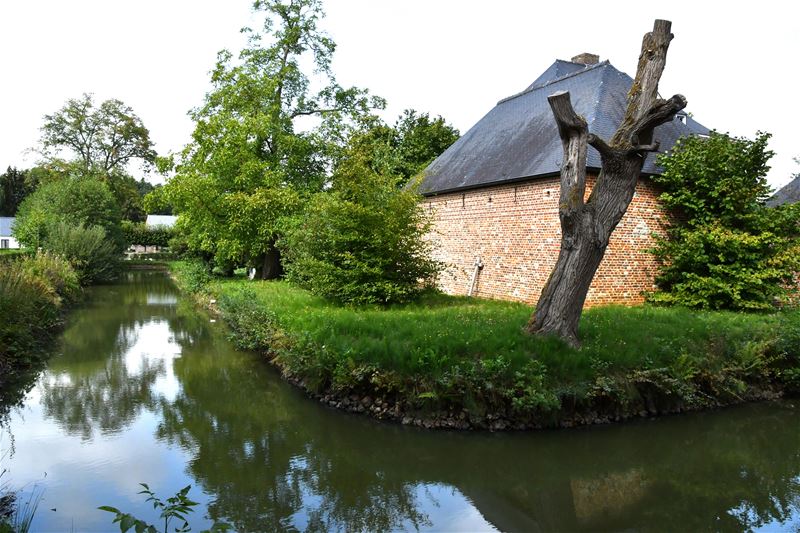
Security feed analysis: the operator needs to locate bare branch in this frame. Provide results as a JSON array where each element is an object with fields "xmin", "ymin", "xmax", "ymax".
[
  {"xmin": 547, "ymin": 90, "xmax": 588, "ymax": 230},
  {"xmin": 588, "ymin": 134, "xmax": 614, "ymax": 159},
  {"xmin": 630, "ymin": 94, "xmax": 687, "ymax": 145},
  {"xmin": 611, "ymin": 19, "xmax": 675, "ymax": 147}
]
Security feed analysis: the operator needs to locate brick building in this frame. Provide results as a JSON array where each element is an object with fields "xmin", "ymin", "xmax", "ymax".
[{"xmin": 418, "ymin": 54, "xmax": 708, "ymax": 306}]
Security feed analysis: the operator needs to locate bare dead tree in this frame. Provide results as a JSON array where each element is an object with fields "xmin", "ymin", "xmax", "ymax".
[{"xmin": 526, "ymin": 20, "xmax": 687, "ymax": 347}]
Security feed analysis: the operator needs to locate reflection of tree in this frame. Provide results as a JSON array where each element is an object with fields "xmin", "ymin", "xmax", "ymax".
[
  {"xmin": 38, "ymin": 271, "xmax": 206, "ymax": 440},
  {"xmin": 157, "ymin": 321, "xmax": 800, "ymax": 532},
  {"xmin": 157, "ymin": 338, "xmax": 431, "ymax": 532},
  {"xmin": 21, "ymin": 270, "xmax": 800, "ymax": 531}
]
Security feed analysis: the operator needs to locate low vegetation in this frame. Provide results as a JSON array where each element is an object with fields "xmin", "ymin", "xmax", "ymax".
[
  {"xmin": 0, "ymin": 252, "xmax": 80, "ymax": 397},
  {"xmin": 172, "ymin": 262, "xmax": 800, "ymax": 429}
]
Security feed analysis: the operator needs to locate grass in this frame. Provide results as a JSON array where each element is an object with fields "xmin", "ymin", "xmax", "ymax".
[{"xmin": 170, "ymin": 261, "xmax": 800, "ymax": 427}]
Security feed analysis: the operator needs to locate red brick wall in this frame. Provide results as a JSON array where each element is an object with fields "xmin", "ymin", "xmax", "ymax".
[{"xmin": 422, "ymin": 175, "xmax": 668, "ymax": 307}]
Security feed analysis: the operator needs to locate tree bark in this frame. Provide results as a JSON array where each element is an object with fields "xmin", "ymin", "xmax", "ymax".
[
  {"xmin": 255, "ymin": 241, "xmax": 284, "ymax": 280},
  {"xmin": 526, "ymin": 20, "xmax": 687, "ymax": 347}
]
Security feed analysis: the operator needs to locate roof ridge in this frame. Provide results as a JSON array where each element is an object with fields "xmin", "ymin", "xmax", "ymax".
[{"xmin": 497, "ymin": 60, "xmax": 611, "ymax": 105}]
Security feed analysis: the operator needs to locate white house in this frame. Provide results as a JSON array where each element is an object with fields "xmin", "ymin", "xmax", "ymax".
[{"xmin": 0, "ymin": 217, "xmax": 20, "ymax": 249}]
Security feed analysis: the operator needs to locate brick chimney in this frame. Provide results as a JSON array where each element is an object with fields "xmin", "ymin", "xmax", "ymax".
[{"xmin": 571, "ymin": 53, "xmax": 599, "ymax": 65}]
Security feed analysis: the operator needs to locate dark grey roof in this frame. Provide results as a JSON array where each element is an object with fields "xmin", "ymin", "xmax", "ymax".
[
  {"xmin": 0, "ymin": 217, "xmax": 14, "ymax": 237},
  {"xmin": 767, "ymin": 176, "xmax": 800, "ymax": 207},
  {"xmin": 419, "ymin": 60, "xmax": 710, "ymax": 195},
  {"xmin": 526, "ymin": 59, "xmax": 591, "ymax": 90}
]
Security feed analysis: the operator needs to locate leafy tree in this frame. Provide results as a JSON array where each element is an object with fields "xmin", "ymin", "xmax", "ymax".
[
  {"xmin": 38, "ymin": 94, "xmax": 157, "ymax": 222},
  {"xmin": 40, "ymin": 93, "xmax": 156, "ymax": 174},
  {"xmin": 14, "ymin": 176, "xmax": 124, "ymax": 252},
  {"xmin": 340, "ymin": 111, "xmax": 459, "ymax": 185},
  {"xmin": 42, "ymin": 222, "xmax": 121, "ymax": 285},
  {"xmin": 281, "ymin": 129, "xmax": 440, "ymax": 305},
  {"xmin": 649, "ymin": 131, "xmax": 800, "ymax": 310},
  {"xmin": 163, "ymin": 0, "xmax": 382, "ymax": 278},
  {"xmin": 142, "ymin": 184, "xmax": 173, "ymax": 215},
  {"xmin": 0, "ymin": 166, "xmax": 39, "ymax": 216},
  {"xmin": 393, "ymin": 109, "xmax": 459, "ymax": 182}
]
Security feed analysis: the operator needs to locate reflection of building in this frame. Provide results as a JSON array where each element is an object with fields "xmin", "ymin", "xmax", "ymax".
[
  {"xmin": 0, "ymin": 217, "xmax": 20, "ymax": 249},
  {"xmin": 419, "ymin": 54, "xmax": 708, "ymax": 306}
]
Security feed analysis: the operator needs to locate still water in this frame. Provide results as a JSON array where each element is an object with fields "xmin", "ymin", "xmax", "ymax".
[{"xmin": 2, "ymin": 270, "xmax": 799, "ymax": 532}]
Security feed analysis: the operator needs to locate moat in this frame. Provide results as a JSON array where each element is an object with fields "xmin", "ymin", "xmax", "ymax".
[{"xmin": 2, "ymin": 270, "xmax": 799, "ymax": 531}]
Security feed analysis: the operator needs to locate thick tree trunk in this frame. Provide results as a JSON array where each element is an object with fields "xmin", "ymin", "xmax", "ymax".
[
  {"xmin": 255, "ymin": 241, "xmax": 283, "ymax": 280},
  {"xmin": 526, "ymin": 20, "xmax": 687, "ymax": 347}
]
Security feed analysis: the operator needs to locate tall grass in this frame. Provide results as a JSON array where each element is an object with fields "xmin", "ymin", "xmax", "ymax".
[{"xmin": 0, "ymin": 252, "xmax": 80, "ymax": 381}]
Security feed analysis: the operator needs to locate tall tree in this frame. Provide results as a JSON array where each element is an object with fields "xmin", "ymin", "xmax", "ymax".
[
  {"xmin": 163, "ymin": 0, "xmax": 382, "ymax": 278},
  {"xmin": 39, "ymin": 94, "xmax": 156, "ymax": 174},
  {"xmin": 526, "ymin": 20, "xmax": 687, "ymax": 347},
  {"xmin": 339, "ymin": 111, "xmax": 459, "ymax": 185},
  {"xmin": 394, "ymin": 110, "xmax": 459, "ymax": 182},
  {"xmin": 0, "ymin": 166, "xmax": 38, "ymax": 216}
]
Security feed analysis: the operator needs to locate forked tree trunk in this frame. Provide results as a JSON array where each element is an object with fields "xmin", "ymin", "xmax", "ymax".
[{"xmin": 526, "ymin": 20, "xmax": 687, "ymax": 347}]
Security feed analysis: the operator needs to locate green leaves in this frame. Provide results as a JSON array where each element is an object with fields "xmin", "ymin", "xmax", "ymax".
[
  {"xmin": 99, "ymin": 484, "xmax": 231, "ymax": 533},
  {"xmin": 164, "ymin": 0, "xmax": 382, "ymax": 270},
  {"xmin": 650, "ymin": 131, "xmax": 800, "ymax": 309},
  {"xmin": 40, "ymin": 93, "xmax": 156, "ymax": 175}
]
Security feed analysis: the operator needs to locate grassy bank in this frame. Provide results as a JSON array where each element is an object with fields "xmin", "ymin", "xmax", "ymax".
[
  {"xmin": 171, "ymin": 261, "xmax": 800, "ymax": 429},
  {"xmin": 0, "ymin": 252, "xmax": 81, "ymax": 403}
]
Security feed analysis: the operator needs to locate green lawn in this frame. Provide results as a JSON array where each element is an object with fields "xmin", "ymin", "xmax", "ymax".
[{"xmin": 171, "ymin": 261, "xmax": 800, "ymax": 426}]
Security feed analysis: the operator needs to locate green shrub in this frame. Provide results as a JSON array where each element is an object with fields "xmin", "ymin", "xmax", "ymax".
[
  {"xmin": 0, "ymin": 263, "xmax": 61, "ymax": 371},
  {"xmin": 282, "ymin": 159, "xmax": 439, "ymax": 305},
  {"xmin": 121, "ymin": 220, "xmax": 174, "ymax": 248},
  {"xmin": 651, "ymin": 132, "xmax": 800, "ymax": 310},
  {"xmin": 18, "ymin": 251, "xmax": 81, "ymax": 305},
  {"xmin": 42, "ymin": 222, "xmax": 120, "ymax": 285},
  {"xmin": 171, "ymin": 259, "xmax": 212, "ymax": 294},
  {"xmin": 13, "ymin": 176, "xmax": 124, "ymax": 252}
]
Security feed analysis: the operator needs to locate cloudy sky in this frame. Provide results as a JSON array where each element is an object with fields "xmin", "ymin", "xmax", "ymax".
[{"xmin": 1, "ymin": 0, "xmax": 797, "ymax": 189}]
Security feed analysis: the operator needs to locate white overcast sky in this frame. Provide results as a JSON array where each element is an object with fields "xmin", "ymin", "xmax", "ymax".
[{"xmin": 1, "ymin": 0, "xmax": 798, "ymax": 189}]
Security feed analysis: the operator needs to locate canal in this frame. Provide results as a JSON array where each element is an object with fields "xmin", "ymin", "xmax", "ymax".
[{"xmin": 2, "ymin": 270, "xmax": 799, "ymax": 531}]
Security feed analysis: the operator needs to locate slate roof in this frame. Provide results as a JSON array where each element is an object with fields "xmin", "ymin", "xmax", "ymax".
[
  {"xmin": 419, "ymin": 60, "xmax": 709, "ymax": 195},
  {"xmin": 0, "ymin": 217, "xmax": 14, "ymax": 237},
  {"xmin": 767, "ymin": 176, "xmax": 800, "ymax": 207}
]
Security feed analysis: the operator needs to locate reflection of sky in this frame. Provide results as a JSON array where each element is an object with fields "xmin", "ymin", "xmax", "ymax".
[
  {"xmin": 3, "ymin": 316, "xmax": 214, "ymax": 532},
  {"xmin": 411, "ymin": 484, "xmax": 497, "ymax": 532}
]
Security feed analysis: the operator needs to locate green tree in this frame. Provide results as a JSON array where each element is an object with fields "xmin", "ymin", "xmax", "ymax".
[
  {"xmin": 393, "ymin": 109, "xmax": 459, "ymax": 182},
  {"xmin": 649, "ymin": 131, "xmax": 800, "ymax": 310},
  {"xmin": 281, "ymin": 128, "xmax": 440, "ymax": 305},
  {"xmin": 163, "ymin": 0, "xmax": 382, "ymax": 278},
  {"xmin": 0, "ymin": 166, "xmax": 39, "ymax": 216},
  {"xmin": 38, "ymin": 94, "xmax": 157, "ymax": 222},
  {"xmin": 14, "ymin": 176, "xmax": 124, "ymax": 252},
  {"xmin": 40, "ymin": 93, "xmax": 156, "ymax": 174},
  {"xmin": 341, "ymin": 111, "xmax": 459, "ymax": 185}
]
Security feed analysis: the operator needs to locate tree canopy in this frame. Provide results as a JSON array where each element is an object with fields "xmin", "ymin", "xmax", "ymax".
[
  {"xmin": 162, "ymin": 0, "xmax": 383, "ymax": 277},
  {"xmin": 281, "ymin": 125, "xmax": 440, "ymax": 304},
  {"xmin": 0, "ymin": 166, "xmax": 39, "ymax": 217},
  {"xmin": 40, "ymin": 93, "xmax": 156, "ymax": 174},
  {"xmin": 650, "ymin": 131, "xmax": 800, "ymax": 310}
]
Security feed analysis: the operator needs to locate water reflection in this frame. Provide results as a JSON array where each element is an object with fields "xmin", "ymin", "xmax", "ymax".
[{"xmin": 3, "ymin": 270, "xmax": 799, "ymax": 532}]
